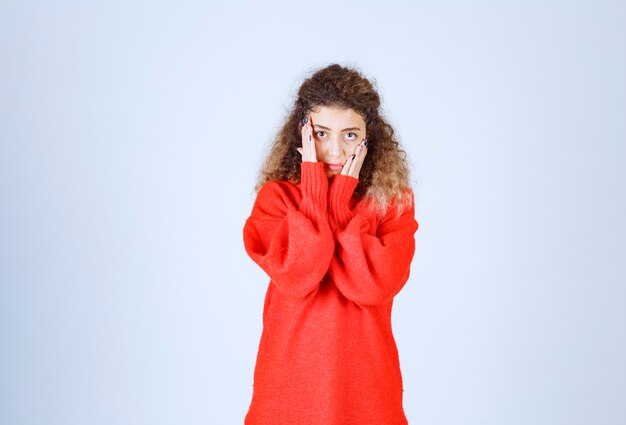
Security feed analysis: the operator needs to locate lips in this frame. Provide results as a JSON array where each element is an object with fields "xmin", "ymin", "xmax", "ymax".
[{"xmin": 324, "ymin": 163, "xmax": 343, "ymax": 171}]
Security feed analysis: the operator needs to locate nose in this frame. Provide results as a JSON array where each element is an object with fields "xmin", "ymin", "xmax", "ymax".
[{"xmin": 328, "ymin": 135, "xmax": 342, "ymax": 158}]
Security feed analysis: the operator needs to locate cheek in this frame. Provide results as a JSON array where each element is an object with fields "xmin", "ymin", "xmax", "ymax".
[
  {"xmin": 343, "ymin": 142, "xmax": 358, "ymax": 153},
  {"xmin": 313, "ymin": 141, "xmax": 325, "ymax": 157},
  {"xmin": 315, "ymin": 140, "xmax": 327, "ymax": 152}
]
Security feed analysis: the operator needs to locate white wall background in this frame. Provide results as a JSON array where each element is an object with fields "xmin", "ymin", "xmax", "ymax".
[{"xmin": 1, "ymin": 1, "xmax": 624, "ymax": 424}]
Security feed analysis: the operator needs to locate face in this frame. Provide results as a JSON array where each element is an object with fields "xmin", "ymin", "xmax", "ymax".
[{"xmin": 309, "ymin": 106, "xmax": 367, "ymax": 176}]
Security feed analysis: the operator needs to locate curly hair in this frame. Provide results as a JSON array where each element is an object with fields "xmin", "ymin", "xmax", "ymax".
[{"xmin": 254, "ymin": 63, "xmax": 414, "ymax": 217}]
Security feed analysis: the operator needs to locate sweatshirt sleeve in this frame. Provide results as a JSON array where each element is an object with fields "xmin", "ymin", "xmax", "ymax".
[
  {"xmin": 327, "ymin": 175, "xmax": 419, "ymax": 306},
  {"xmin": 242, "ymin": 162, "xmax": 335, "ymax": 299}
]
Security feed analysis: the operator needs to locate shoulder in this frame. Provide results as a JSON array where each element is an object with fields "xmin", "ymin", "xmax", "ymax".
[
  {"xmin": 256, "ymin": 179, "xmax": 300, "ymax": 200},
  {"xmin": 361, "ymin": 186, "xmax": 415, "ymax": 218},
  {"xmin": 253, "ymin": 179, "xmax": 301, "ymax": 216},
  {"xmin": 366, "ymin": 186, "xmax": 417, "ymax": 232}
]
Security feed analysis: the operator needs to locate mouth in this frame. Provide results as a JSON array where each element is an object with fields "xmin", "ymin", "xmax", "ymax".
[{"xmin": 324, "ymin": 163, "xmax": 343, "ymax": 171}]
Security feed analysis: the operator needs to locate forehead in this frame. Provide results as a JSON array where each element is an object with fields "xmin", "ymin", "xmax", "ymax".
[{"xmin": 310, "ymin": 106, "xmax": 365, "ymax": 127}]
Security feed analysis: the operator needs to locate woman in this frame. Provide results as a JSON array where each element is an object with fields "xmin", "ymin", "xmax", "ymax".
[{"xmin": 242, "ymin": 63, "xmax": 419, "ymax": 424}]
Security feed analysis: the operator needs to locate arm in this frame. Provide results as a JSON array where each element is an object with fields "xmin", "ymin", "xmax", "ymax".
[
  {"xmin": 327, "ymin": 175, "xmax": 419, "ymax": 306},
  {"xmin": 242, "ymin": 162, "xmax": 335, "ymax": 299}
]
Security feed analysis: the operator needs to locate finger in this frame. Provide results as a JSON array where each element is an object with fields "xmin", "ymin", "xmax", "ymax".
[
  {"xmin": 301, "ymin": 118, "xmax": 307, "ymax": 143},
  {"xmin": 300, "ymin": 117, "xmax": 311, "ymax": 161},
  {"xmin": 343, "ymin": 140, "xmax": 362, "ymax": 175},
  {"xmin": 341, "ymin": 153, "xmax": 356, "ymax": 175},
  {"xmin": 348, "ymin": 150, "xmax": 360, "ymax": 176},
  {"xmin": 306, "ymin": 116, "xmax": 317, "ymax": 162},
  {"xmin": 348, "ymin": 140, "xmax": 368, "ymax": 177}
]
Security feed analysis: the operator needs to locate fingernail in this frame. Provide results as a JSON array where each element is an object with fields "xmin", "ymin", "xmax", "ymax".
[
  {"xmin": 351, "ymin": 153, "xmax": 356, "ymax": 160},
  {"xmin": 363, "ymin": 138, "xmax": 369, "ymax": 148}
]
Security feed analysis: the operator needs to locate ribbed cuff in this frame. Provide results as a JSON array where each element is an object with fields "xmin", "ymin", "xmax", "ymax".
[
  {"xmin": 329, "ymin": 174, "xmax": 359, "ymax": 229},
  {"xmin": 299, "ymin": 161, "xmax": 329, "ymax": 223}
]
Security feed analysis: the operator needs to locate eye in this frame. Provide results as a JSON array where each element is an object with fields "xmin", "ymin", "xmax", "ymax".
[
  {"xmin": 345, "ymin": 132, "xmax": 358, "ymax": 141},
  {"xmin": 315, "ymin": 131, "xmax": 326, "ymax": 138}
]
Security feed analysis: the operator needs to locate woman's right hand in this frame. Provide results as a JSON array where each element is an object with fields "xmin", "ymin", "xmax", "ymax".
[{"xmin": 296, "ymin": 116, "xmax": 317, "ymax": 162}]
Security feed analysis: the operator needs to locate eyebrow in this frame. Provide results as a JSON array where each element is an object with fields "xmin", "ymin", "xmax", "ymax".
[{"xmin": 313, "ymin": 124, "xmax": 362, "ymax": 132}]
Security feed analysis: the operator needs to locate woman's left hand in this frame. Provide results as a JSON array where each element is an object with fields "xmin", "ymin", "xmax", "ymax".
[{"xmin": 340, "ymin": 138, "xmax": 368, "ymax": 179}]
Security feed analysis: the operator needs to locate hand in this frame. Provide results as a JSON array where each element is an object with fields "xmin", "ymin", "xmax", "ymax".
[
  {"xmin": 296, "ymin": 116, "xmax": 317, "ymax": 162},
  {"xmin": 340, "ymin": 138, "xmax": 368, "ymax": 178}
]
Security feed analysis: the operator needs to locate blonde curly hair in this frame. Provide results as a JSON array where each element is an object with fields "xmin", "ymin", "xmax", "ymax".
[{"xmin": 254, "ymin": 63, "xmax": 414, "ymax": 217}]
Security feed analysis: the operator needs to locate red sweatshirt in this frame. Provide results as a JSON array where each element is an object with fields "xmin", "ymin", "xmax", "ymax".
[{"xmin": 243, "ymin": 161, "xmax": 419, "ymax": 424}]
